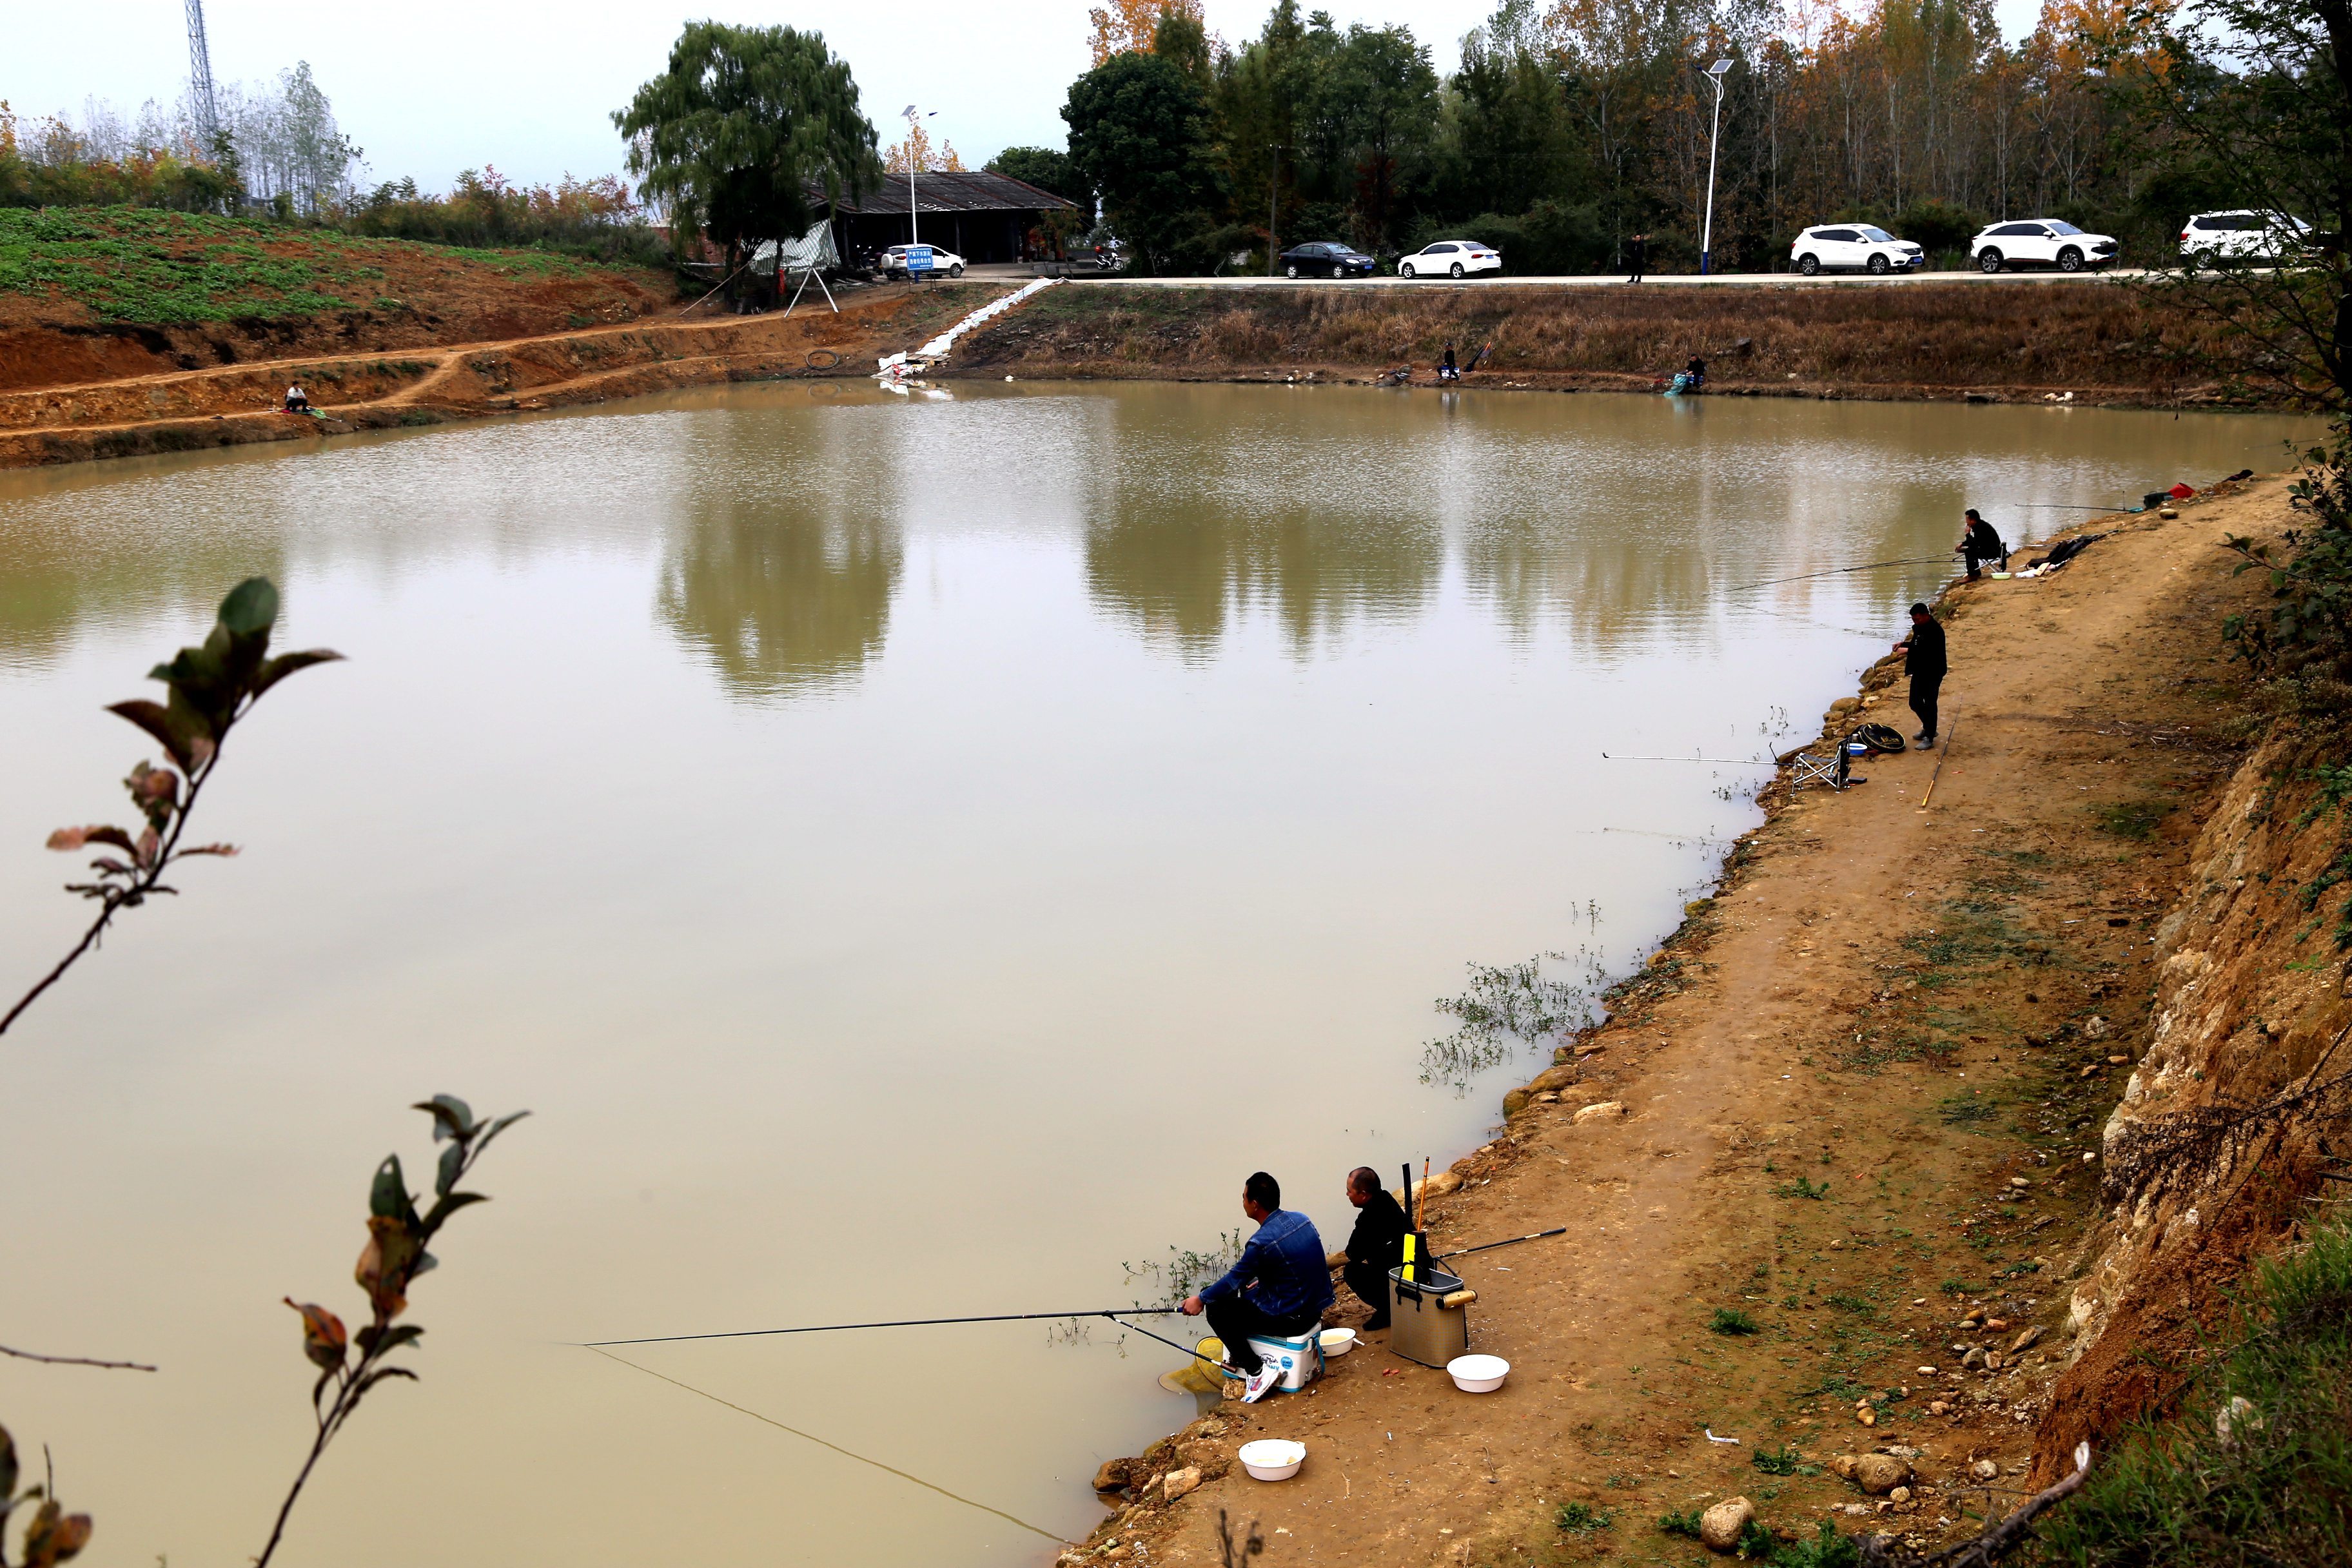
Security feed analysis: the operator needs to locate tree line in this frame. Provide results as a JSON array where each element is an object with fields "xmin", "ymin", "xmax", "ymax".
[{"xmin": 984, "ymin": 0, "xmax": 2307, "ymax": 275}]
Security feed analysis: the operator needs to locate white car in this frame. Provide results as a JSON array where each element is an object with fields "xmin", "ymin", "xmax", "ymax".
[
  {"xmin": 1971, "ymin": 220, "xmax": 2119, "ymax": 273},
  {"xmin": 1398, "ymin": 240, "xmax": 1502, "ymax": 279},
  {"xmin": 1788, "ymin": 224, "xmax": 1924, "ymax": 275},
  {"xmin": 880, "ymin": 244, "xmax": 965, "ymax": 280},
  {"xmin": 2180, "ymin": 210, "xmax": 2311, "ymax": 268}
]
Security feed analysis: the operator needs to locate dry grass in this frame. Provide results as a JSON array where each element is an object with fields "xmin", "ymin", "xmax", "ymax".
[{"xmin": 961, "ymin": 282, "xmax": 2255, "ymax": 402}]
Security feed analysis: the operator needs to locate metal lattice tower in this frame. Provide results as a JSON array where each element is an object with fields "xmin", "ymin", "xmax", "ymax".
[{"xmin": 184, "ymin": 0, "xmax": 222, "ymax": 147}]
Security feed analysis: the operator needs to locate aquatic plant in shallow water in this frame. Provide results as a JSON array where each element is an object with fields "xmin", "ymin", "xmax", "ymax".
[{"xmin": 1419, "ymin": 946, "xmax": 1607, "ymax": 1092}]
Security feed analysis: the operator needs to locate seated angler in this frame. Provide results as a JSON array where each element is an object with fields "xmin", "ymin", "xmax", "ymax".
[
  {"xmin": 1338, "ymin": 1166, "xmax": 1409, "ymax": 1331},
  {"xmin": 1180, "ymin": 1170, "xmax": 1334, "ymax": 1402}
]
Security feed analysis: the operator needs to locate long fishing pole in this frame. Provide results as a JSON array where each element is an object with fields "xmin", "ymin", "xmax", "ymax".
[
  {"xmin": 585, "ymin": 1316, "xmax": 1242, "ymax": 1373},
  {"xmin": 1435, "ymin": 1226, "xmax": 1569, "ymax": 1262},
  {"xmin": 1602, "ymin": 752, "xmax": 1780, "ymax": 766},
  {"xmin": 1729, "ymin": 557, "xmax": 1950, "ymax": 593}
]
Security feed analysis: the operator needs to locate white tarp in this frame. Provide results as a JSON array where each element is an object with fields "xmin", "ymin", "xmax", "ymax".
[
  {"xmin": 750, "ymin": 220, "xmax": 839, "ymax": 277},
  {"xmin": 877, "ymin": 277, "xmax": 1061, "ymax": 378}
]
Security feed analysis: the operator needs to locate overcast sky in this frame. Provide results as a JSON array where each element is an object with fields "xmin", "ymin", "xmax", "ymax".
[{"xmin": 8, "ymin": 0, "xmax": 2050, "ymax": 194}]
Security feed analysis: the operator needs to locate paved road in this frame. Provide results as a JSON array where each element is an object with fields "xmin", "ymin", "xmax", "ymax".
[{"xmin": 1078, "ymin": 268, "xmax": 2161, "ymax": 289}]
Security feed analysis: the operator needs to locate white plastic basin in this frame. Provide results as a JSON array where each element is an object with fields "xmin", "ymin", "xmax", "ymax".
[
  {"xmin": 1447, "ymin": 1354, "xmax": 1511, "ymax": 1393},
  {"xmin": 1318, "ymin": 1328, "xmax": 1357, "ymax": 1357},
  {"xmin": 1238, "ymin": 1439, "xmax": 1306, "ymax": 1481}
]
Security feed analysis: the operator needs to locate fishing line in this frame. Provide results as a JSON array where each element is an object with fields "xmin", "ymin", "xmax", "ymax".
[
  {"xmin": 1729, "ymin": 557, "xmax": 1950, "ymax": 593},
  {"xmin": 585, "ymin": 1306, "xmax": 1186, "ymax": 1349},
  {"xmin": 582, "ymin": 1346, "xmax": 1064, "ymax": 1541}
]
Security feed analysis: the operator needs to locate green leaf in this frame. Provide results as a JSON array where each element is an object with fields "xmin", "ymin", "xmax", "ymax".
[
  {"xmin": 413, "ymin": 1095, "xmax": 475, "ymax": 1143},
  {"xmin": 216, "ymin": 577, "xmax": 279, "ymax": 636},
  {"xmin": 104, "ymin": 700, "xmax": 199, "ymax": 773},
  {"xmin": 369, "ymin": 1155, "xmax": 418, "ymax": 1225},
  {"xmin": 250, "ymin": 648, "xmax": 343, "ymax": 699},
  {"xmin": 436, "ymin": 1140, "xmax": 464, "ymax": 1198},
  {"xmin": 422, "ymin": 1190, "xmax": 491, "ymax": 1235},
  {"xmin": 474, "ymin": 1108, "xmax": 532, "ymax": 1155},
  {"xmin": 355, "ymin": 1322, "xmax": 424, "ymax": 1357}
]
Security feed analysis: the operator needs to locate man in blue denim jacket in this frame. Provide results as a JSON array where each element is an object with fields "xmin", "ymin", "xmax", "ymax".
[{"xmin": 1180, "ymin": 1171, "xmax": 1334, "ymax": 1402}]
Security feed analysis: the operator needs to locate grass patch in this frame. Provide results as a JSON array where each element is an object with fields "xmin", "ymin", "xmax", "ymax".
[
  {"xmin": 2022, "ymin": 1210, "xmax": 2352, "ymax": 1565},
  {"xmin": 1556, "ymin": 1500, "xmax": 1613, "ymax": 1533},
  {"xmin": 1775, "ymin": 1175, "xmax": 1832, "ymax": 1200},
  {"xmin": 1752, "ymin": 1442, "xmax": 1803, "ymax": 1475},
  {"xmin": 1659, "ymin": 1508, "xmax": 1705, "ymax": 1539},
  {"xmin": 1939, "ymin": 1093, "xmax": 2003, "ymax": 1126},
  {"xmin": 2091, "ymin": 798, "xmax": 2170, "ymax": 840},
  {"xmin": 1712, "ymin": 1307, "xmax": 1762, "ymax": 1336},
  {"xmin": 1772, "ymin": 1522, "xmax": 1864, "ymax": 1566}
]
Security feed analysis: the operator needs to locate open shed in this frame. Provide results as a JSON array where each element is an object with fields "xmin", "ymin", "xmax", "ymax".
[{"xmin": 825, "ymin": 172, "xmax": 1083, "ymax": 266}]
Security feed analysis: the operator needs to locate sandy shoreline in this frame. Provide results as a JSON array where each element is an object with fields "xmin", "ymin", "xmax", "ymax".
[{"xmin": 1065, "ymin": 471, "xmax": 2301, "ymax": 1566}]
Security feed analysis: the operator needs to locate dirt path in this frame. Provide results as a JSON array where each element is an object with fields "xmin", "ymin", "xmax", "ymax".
[
  {"xmin": 0, "ymin": 281, "xmax": 1012, "ymax": 469},
  {"xmin": 1091, "ymin": 478, "xmax": 2280, "ymax": 1567}
]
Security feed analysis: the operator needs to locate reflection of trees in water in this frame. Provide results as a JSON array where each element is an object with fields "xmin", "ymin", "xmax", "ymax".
[
  {"xmin": 1085, "ymin": 509, "xmax": 1441, "ymax": 657},
  {"xmin": 1459, "ymin": 517, "xmax": 1721, "ymax": 647},
  {"xmin": 658, "ymin": 502, "xmax": 903, "ymax": 700},
  {"xmin": 0, "ymin": 549, "xmax": 290, "ymax": 674}
]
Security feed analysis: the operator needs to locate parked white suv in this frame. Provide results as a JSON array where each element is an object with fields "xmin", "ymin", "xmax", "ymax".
[
  {"xmin": 1971, "ymin": 220, "xmax": 2119, "ymax": 273},
  {"xmin": 2180, "ymin": 210, "xmax": 2311, "ymax": 268},
  {"xmin": 1398, "ymin": 240, "xmax": 1502, "ymax": 279},
  {"xmin": 1789, "ymin": 224, "xmax": 1925, "ymax": 275}
]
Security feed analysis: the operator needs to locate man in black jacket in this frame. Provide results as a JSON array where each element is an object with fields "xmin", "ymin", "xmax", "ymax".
[
  {"xmin": 1957, "ymin": 509, "xmax": 2007, "ymax": 580},
  {"xmin": 1895, "ymin": 603, "xmax": 1947, "ymax": 749},
  {"xmin": 1338, "ymin": 1166, "xmax": 1409, "ymax": 1330}
]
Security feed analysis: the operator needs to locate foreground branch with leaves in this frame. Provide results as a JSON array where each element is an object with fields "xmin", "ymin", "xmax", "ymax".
[
  {"xmin": 259, "ymin": 1096, "xmax": 527, "ymax": 1568},
  {"xmin": 0, "ymin": 576, "xmax": 338, "ymax": 1035}
]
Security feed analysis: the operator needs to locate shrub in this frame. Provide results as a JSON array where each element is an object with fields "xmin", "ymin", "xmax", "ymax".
[
  {"xmin": 1752, "ymin": 1443, "xmax": 1801, "ymax": 1475},
  {"xmin": 1712, "ymin": 1306, "xmax": 1762, "ymax": 1335},
  {"xmin": 1660, "ymin": 1508, "xmax": 1705, "ymax": 1538},
  {"xmin": 1556, "ymin": 1500, "xmax": 1613, "ymax": 1533}
]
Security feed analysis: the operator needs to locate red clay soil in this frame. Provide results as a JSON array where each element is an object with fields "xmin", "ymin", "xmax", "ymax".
[
  {"xmin": 0, "ymin": 281, "xmax": 1010, "ymax": 469},
  {"xmin": 1073, "ymin": 476, "xmax": 2306, "ymax": 1568}
]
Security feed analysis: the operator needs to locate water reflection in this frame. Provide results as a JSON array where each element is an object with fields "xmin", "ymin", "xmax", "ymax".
[
  {"xmin": 658, "ymin": 502, "xmax": 901, "ymax": 700},
  {"xmin": 1085, "ymin": 507, "xmax": 1440, "ymax": 656}
]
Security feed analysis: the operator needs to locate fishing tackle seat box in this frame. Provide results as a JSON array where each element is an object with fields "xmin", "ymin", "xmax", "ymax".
[
  {"xmin": 1386, "ymin": 1266, "xmax": 1471, "ymax": 1367},
  {"xmin": 1237, "ymin": 1329, "xmax": 1324, "ymax": 1393}
]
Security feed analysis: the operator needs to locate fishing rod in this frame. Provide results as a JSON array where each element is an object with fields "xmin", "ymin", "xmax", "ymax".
[
  {"xmin": 585, "ymin": 1305, "xmax": 1240, "ymax": 1374},
  {"xmin": 1729, "ymin": 556, "xmax": 1949, "ymax": 593},
  {"xmin": 1602, "ymin": 752, "xmax": 1780, "ymax": 766},
  {"xmin": 1435, "ymin": 1226, "xmax": 1569, "ymax": 1262}
]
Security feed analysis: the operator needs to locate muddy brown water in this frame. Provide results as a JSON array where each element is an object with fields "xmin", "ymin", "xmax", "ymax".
[{"xmin": 0, "ymin": 383, "xmax": 2318, "ymax": 1566}]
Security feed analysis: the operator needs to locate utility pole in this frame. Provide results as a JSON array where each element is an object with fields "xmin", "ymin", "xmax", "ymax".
[
  {"xmin": 184, "ymin": 0, "xmax": 222, "ymax": 149},
  {"xmin": 901, "ymin": 105, "xmax": 935, "ymax": 250},
  {"xmin": 1700, "ymin": 58, "xmax": 1733, "ymax": 277}
]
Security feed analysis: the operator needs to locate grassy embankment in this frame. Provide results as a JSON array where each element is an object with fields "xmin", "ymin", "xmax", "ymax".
[{"xmin": 958, "ymin": 281, "xmax": 2265, "ymax": 406}]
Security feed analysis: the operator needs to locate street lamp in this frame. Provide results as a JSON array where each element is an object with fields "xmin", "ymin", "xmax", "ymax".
[
  {"xmin": 901, "ymin": 105, "xmax": 935, "ymax": 248},
  {"xmin": 1700, "ymin": 58, "xmax": 1733, "ymax": 277}
]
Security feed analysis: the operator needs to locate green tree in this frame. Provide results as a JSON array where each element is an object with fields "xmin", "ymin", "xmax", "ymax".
[
  {"xmin": 1064, "ymin": 48, "xmax": 1230, "ymax": 272},
  {"xmin": 1317, "ymin": 23, "xmax": 1441, "ymax": 251},
  {"xmin": 613, "ymin": 23, "xmax": 879, "ymax": 272},
  {"xmin": 986, "ymin": 146, "xmax": 1088, "ymax": 203}
]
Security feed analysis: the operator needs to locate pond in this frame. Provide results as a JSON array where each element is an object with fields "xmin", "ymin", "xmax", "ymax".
[{"xmin": 0, "ymin": 383, "xmax": 2316, "ymax": 1567}]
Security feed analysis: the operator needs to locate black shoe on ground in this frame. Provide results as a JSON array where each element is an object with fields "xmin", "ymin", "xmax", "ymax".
[{"xmin": 1362, "ymin": 1313, "xmax": 1391, "ymax": 1332}]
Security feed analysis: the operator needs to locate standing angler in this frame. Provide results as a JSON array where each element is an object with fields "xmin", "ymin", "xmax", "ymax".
[
  {"xmin": 1895, "ymin": 602, "xmax": 1947, "ymax": 750},
  {"xmin": 1179, "ymin": 1171, "xmax": 1333, "ymax": 1402}
]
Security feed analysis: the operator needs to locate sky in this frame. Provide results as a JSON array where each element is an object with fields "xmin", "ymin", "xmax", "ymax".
[{"xmin": 7, "ymin": 0, "xmax": 2051, "ymax": 195}]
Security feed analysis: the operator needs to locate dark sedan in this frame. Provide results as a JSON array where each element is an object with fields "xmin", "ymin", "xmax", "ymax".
[{"xmin": 1279, "ymin": 241, "xmax": 1378, "ymax": 279}]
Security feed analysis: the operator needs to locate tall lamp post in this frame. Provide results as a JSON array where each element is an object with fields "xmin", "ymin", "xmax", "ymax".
[
  {"xmin": 1265, "ymin": 143, "xmax": 1284, "ymax": 277},
  {"xmin": 1700, "ymin": 58, "xmax": 1733, "ymax": 277},
  {"xmin": 901, "ymin": 104, "xmax": 936, "ymax": 248}
]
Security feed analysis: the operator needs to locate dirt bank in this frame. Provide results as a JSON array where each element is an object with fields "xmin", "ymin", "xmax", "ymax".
[
  {"xmin": 1074, "ymin": 471, "xmax": 2334, "ymax": 1565},
  {"xmin": 0, "ymin": 282, "xmax": 1006, "ymax": 469},
  {"xmin": 952, "ymin": 282, "xmax": 2260, "ymax": 407}
]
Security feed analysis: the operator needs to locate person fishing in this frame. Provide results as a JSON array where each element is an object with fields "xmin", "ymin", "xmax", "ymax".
[
  {"xmin": 1957, "ymin": 508, "xmax": 2008, "ymax": 580},
  {"xmin": 1338, "ymin": 1166, "xmax": 1408, "ymax": 1331},
  {"xmin": 1685, "ymin": 355, "xmax": 1707, "ymax": 389},
  {"xmin": 1894, "ymin": 602, "xmax": 1947, "ymax": 749},
  {"xmin": 1179, "ymin": 1171, "xmax": 1333, "ymax": 1402},
  {"xmin": 284, "ymin": 382, "xmax": 310, "ymax": 413},
  {"xmin": 1440, "ymin": 342, "xmax": 1460, "ymax": 382}
]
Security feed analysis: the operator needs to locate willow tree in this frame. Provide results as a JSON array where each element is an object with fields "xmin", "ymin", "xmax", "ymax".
[{"xmin": 613, "ymin": 23, "xmax": 879, "ymax": 275}]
